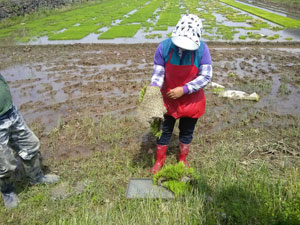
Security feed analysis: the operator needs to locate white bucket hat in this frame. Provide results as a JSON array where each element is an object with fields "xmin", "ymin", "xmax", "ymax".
[{"xmin": 171, "ymin": 14, "xmax": 203, "ymax": 51}]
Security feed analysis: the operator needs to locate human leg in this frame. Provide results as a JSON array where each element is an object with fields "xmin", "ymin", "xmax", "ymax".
[
  {"xmin": 178, "ymin": 117, "xmax": 198, "ymax": 167},
  {"xmin": 151, "ymin": 115, "xmax": 176, "ymax": 174},
  {"xmin": 0, "ymin": 114, "xmax": 20, "ymax": 209},
  {"xmin": 0, "ymin": 145, "xmax": 20, "ymax": 209},
  {"xmin": 8, "ymin": 107, "xmax": 59, "ymax": 184}
]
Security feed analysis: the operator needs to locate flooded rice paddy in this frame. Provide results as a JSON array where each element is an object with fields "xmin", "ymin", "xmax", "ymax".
[
  {"xmin": 0, "ymin": 43, "xmax": 299, "ymax": 132},
  {"xmin": 0, "ymin": 0, "xmax": 297, "ymax": 45}
]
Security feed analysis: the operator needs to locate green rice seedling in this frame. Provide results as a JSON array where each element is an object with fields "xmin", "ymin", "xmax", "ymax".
[
  {"xmin": 49, "ymin": 24, "xmax": 102, "ymax": 40},
  {"xmin": 266, "ymin": 34, "xmax": 280, "ymax": 40},
  {"xmin": 226, "ymin": 13, "xmax": 252, "ymax": 22},
  {"xmin": 235, "ymin": 79, "xmax": 272, "ymax": 96},
  {"xmin": 219, "ymin": 0, "xmax": 300, "ymax": 28},
  {"xmin": 98, "ymin": 24, "xmax": 141, "ymax": 39},
  {"xmin": 153, "ymin": 162, "xmax": 198, "ymax": 197},
  {"xmin": 243, "ymin": 19, "xmax": 272, "ymax": 30},
  {"xmin": 202, "ymin": 34, "xmax": 214, "ymax": 40},
  {"xmin": 228, "ymin": 72, "xmax": 236, "ymax": 77},
  {"xmin": 216, "ymin": 25, "xmax": 238, "ymax": 40},
  {"xmin": 151, "ymin": 118, "xmax": 162, "ymax": 139},
  {"xmin": 121, "ymin": 0, "xmax": 163, "ymax": 24},
  {"xmin": 153, "ymin": 25, "xmax": 168, "ymax": 31},
  {"xmin": 0, "ymin": 0, "xmax": 147, "ymax": 42},
  {"xmin": 278, "ymin": 83, "xmax": 291, "ymax": 96},
  {"xmin": 247, "ymin": 32, "xmax": 263, "ymax": 39},
  {"xmin": 155, "ymin": 0, "xmax": 181, "ymax": 27},
  {"xmin": 239, "ymin": 35, "xmax": 247, "ymax": 40},
  {"xmin": 145, "ymin": 34, "xmax": 162, "ymax": 39},
  {"xmin": 139, "ymin": 86, "xmax": 147, "ymax": 104},
  {"xmin": 285, "ymin": 37, "xmax": 293, "ymax": 41},
  {"xmin": 270, "ymin": 26, "xmax": 284, "ymax": 31},
  {"xmin": 213, "ymin": 87, "xmax": 226, "ymax": 94}
]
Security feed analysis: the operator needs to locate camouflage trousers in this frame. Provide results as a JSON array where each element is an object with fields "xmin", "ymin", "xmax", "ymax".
[{"xmin": 0, "ymin": 105, "xmax": 42, "ymax": 190}]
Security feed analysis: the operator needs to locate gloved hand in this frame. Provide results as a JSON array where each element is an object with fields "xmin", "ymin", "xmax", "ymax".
[{"xmin": 137, "ymin": 86, "xmax": 166, "ymax": 128}]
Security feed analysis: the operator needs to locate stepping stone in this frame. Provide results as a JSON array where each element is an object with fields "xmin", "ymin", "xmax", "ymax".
[{"xmin": 126, "ymin": 178, "xmax": 174, "ymax": 199}]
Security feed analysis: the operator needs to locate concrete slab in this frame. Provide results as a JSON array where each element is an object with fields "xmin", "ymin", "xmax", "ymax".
[{"xmin": 126, "ymin": 178, "xmax": 174, "ymax": 199}]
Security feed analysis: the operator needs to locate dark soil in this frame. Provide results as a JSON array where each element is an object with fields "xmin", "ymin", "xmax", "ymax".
[{"xmin": 0, "ymin": 42, "xmax": 299, "ymax": 160}]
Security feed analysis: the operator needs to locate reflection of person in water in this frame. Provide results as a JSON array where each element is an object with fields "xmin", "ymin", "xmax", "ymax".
[
  {"xmin": 0, "ymin": 73, "xmax": 59, "ymax": 209},
  {"xmin": 150, "ymin": 14, "xmax": 213, "ymax": 174}
]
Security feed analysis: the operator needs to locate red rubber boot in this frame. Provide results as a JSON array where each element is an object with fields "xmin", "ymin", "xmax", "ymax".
[
  {"xmin": 179, "ymin": 142, "xmax": 190, "ymax": 168},
  {"xmin": 150, "ymin": 145, "xmax": 167, "ymax": 175}
]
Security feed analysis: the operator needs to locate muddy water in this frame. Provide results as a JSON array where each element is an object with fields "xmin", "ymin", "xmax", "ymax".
[{"xmin": 0, "ymin": 43, "xmax": 299, "ymax": 132}]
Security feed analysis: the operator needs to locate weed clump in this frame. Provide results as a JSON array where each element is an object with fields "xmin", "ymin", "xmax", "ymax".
[{"xmin": 153, "ymin": 162, "xmax": 198, "ymax": 197}]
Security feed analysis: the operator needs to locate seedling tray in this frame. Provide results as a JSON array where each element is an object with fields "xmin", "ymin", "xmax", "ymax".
[{"xmin": 126, "ymin": 178, "xmax": 174, "ymax": 199}]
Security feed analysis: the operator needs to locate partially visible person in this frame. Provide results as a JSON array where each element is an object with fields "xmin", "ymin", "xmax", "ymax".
[
  {"xmin": 150, "ymin": 14, "xmax": 212, "ymax": 174},
  {"xmin": 0, "ymin": 73, "xmax": 59, "ymax": 209}
]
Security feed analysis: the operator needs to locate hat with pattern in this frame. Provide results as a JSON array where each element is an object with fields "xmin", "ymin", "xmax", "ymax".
[{"xmin": 171, "ymin": 14, "xmax": 203, "ymax": 50}]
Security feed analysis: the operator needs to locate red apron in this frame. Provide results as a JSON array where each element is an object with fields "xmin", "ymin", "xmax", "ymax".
[{"xmin": 161, "ymin": 49, "xmax": 206, "ymax": 119}]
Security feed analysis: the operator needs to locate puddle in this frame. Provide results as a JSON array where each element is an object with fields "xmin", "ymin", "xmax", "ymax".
[{"xmin": 255, "ymin": 75, "xmax": 300, "ymax": 115}]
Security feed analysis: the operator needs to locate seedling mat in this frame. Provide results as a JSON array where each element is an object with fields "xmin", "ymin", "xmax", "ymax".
[{"xmin": 126, "ymin": 178, "xmax": 174, "ymax": 199}]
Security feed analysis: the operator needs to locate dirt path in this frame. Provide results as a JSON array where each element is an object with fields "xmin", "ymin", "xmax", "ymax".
[{"xmin": 0, "ymin": 42, "xmax": 299, "ymax": 134}]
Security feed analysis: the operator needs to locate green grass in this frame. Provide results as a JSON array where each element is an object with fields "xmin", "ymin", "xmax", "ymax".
[
  {"xmin": 278, "ymin": 83, "xmax": 291, "ymax": 96},
  {"xmin": 219, "ymin": 0, "xmax": 300, "ymax": 28},
  {"xmin": 0, "ymin": 113, "xmax": 298, "ymax": 224},
  {"xmin": 234, "ymin": 79, "xmax": 272, "ymax": 96}
]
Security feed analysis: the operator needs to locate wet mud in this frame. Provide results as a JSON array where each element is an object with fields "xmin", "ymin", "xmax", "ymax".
[{"xmin": 0, "ymin": 42, "xmax": 299, "ymax": 159}]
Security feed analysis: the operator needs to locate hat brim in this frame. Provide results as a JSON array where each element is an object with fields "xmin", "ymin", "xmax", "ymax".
[{"xmin": 171, "ymin": 36, "xmax": 199, "ymax": 51}]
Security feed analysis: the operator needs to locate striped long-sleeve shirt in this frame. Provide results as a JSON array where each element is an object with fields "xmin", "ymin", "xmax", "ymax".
[{"xmin": 151, "ymin": 40, "xmax": 212, "ymax": 94}]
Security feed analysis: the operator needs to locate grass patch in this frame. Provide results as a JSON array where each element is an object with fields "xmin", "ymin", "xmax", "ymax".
[
  {"xmin": 234, "ymin": 79, "xmax": 272, "ymax": 96},
  {"xmin": 278, "ymin": 83, "xmax": 291, "ymax": 96},
  {"xmin": 0, "ymin": 112, "xmax": 298, "ymax": 224}
]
